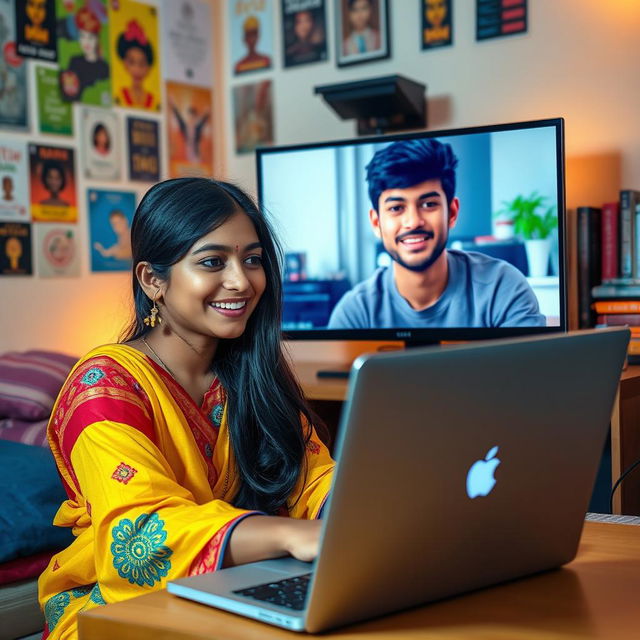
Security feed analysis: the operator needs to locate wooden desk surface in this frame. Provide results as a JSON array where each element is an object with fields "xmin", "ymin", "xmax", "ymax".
[{"xmin": 79, "ymin": 522, "xmax": 640, "ymax": 640}]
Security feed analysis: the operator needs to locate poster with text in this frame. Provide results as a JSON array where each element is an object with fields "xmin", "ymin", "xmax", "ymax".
[
  {"xmin": 232, "ymin": 80, "xmax": 273, "ymax": 154},
  {"xmin": 162, "ymin": 0, "xmax": 213, "ymax": 86},
  {"xmin": 0, "ymin": 222, "xmax": 32, "ymax": 275},
  {"xmin": 282, "ymin": 0, "xmax": 327, "ymax": 68},
  {"xmin": 167, "ymin": 81, "xmax": 212, "ymax": 178},
  {"xmin": 109, "ymin": 0, "xmax": 161, "ymax": 111},
  {"xmin": 36, "ymin": 65, "xmax": 73, "ymax": 135},
  {"xmin": 476, "ymin": 0, "xmax": 527, "ymax": 40},
  {"xmin": 0, "ymin": 0, "xmax": 29, "ymax": 130},
  {"xmin": 0, "ymin": 140, "xmax": 29, "ymax": 221},
  {"xmin": 421, "ymin": 0, "xmax": 452, "ymax": 49},
  {"xmin": 88, "ymin": 188, "xmax": 135, "ymax": 272},
  {"xmin": 81, "ymin": 106, "xmax": 120, "ymax": 180},
  {"xmin": 230, "ymin": 0, "xmax": 273, "ymax": 75},
  {"xmin": 127, "ymin": 116, "xmax": 160, "ymax": 182},
  {"xmin": 35, "ymin": 222, "xmax": 80, "ymax": 277},
  {"xmin": 29, "ymin": 144, "xmax": 77, "ymax": 222},
  {"xmin": 56, "ymin": 0, "xmax": 111, "ymax": 105},
  {"xmin": 15, "ymin": 0, "xmax": 57, "ymax": 61}
]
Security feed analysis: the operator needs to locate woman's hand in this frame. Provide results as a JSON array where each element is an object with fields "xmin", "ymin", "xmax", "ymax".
[{"xmin": 282, "ymin": 519, "xmax": 322, "ymax": 562}]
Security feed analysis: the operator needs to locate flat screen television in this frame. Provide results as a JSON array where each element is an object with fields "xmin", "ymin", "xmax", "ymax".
[{"xmin": 256, "ymin": 118, "xmax": 566, "ymax": 345}]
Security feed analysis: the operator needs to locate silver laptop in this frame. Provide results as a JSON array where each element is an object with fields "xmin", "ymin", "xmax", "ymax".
[{"xmin": 168, "ymin": 328, "xmax": 629, "ymax": 633}]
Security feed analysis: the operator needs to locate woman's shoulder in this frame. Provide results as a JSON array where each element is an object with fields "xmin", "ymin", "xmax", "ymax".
[{"xmin": 72, "ymin": 343, "xmax": 156, "ymax": 384}]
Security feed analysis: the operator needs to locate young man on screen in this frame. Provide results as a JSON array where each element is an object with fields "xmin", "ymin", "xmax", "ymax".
[{"xmin": 327, "ymin": 138, "xmax": 546, "ymax": 329}]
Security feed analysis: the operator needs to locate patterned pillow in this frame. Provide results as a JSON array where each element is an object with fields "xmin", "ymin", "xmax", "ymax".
[
  {"xmin": 0, "ymin": 418, "xmax": 49, "ymax": 447},
  {"xmin": 0, "ymin": 350, "xmax": 78, "ymax": 421}
]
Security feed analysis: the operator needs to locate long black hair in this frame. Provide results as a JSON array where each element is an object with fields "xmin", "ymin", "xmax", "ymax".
[{"xmin": 121, "ymin": 177, "xmax": 318, "ymax": 514}]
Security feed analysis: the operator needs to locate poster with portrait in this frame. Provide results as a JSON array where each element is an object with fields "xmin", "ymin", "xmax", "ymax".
[
  {"xmin": 282, "ymin": 0, "xmax": 327, "ymax": 68},
  {"xmin": 421, "ymin": 0, "xmax": 452, "ymax": 49},
  {"xmin": 0, "ymin": 141, "xmax": 29, "ymax": 221},
  {"xmin": 230, "ymin": 0, "xmax": 273, "ymax": 75},
  {"xmin": 0, "ymin": 0, "xmax": 29, "ymax": 130},
  {"xmin": 0, "ymin": 222, "xmax": 32, "ymax": 275},
  {"xmin": 166, "ymin": 81, "xmax": 212, "ymax": 178},
  {"xmin": 127, "ymin": 116, "xmax": 160, "ymax": 182},
  {"xmin": 109, "ymin": 0, "xmax": 161, "ymax": 111},
  {"xmin": 162, "ymin": 0, "xmax": 213, "ymax": 86},
  {"xmin": 29, "ymin": 144, "xmax": 77, "ymax": 222},
  {"xmin": 81, "ymin": 107, "xmax": 120, "ymax": 180},
  {"xmin": 232, "ymin": 80, "xmax": 273, "ymax": 155},
  {"xmin": 35, "ymin": 222, "xmax": 80, "ymax": 277},
  {"xmin": 88, "ymin": 188, "xmax": 135, "ymax": 272},
  {"xmin": 335, "ymin": 0, "xmax": 389, "ymax": 67},
  {"xmin": 36, "ymin": 65, "xmax": 73, "ymax": 135},
  {"xmin": 15, "ymin": 0, "xmax": 57, "ymax": 61},
  {"xmin": 56, "ymin": 0, "xmax": 111, "ymax": 106}
]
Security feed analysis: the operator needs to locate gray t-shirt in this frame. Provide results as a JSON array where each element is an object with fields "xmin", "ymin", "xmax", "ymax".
[{"xmin": 327, "ymin": 250, "xmax": 546, "ymax": 329}]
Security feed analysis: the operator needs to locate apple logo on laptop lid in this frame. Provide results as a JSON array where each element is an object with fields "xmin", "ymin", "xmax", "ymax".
[{"xmin": 466, "ymin": 446, "xmax": 500, "ymax": 499}]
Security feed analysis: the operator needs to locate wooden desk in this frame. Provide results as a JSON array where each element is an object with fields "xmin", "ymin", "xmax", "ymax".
[
  {"xmin": 79, "ymin": 522, "xmax": 640, "ymax": 639},
  {"xmin": 295, "ymin": 361, "xmax": 640, "ymax": 517}
]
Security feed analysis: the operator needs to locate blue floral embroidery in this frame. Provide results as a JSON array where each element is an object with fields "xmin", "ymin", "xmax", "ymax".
[
  {"xmin": 70, "ymin": 585, "xmax": 93, "ymax": 598},
  {"xmin": 210, "ymin": 403, "xmax": 223, "ymax": 427},
  {"xmin": 89, "ymin": 583, "xmax": 106, "ymax": 606},
  {"xmin": 81, "ymin": 367, "xmax": 105, "ymax": 386},
  {"xmin": 44, "ymin": 591, "xmax": 71, "ymax": 631},
  {"xmin": 111, "ymin": 513, "xmax": 173, "ymax": 587}
]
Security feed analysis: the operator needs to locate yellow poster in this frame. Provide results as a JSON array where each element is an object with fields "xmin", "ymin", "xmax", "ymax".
[{"xmin": 108, "ymin": 0, "xmax": 161, "ymax": 112}]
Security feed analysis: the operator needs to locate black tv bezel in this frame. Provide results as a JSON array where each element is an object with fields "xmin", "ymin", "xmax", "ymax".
[{"xmin": 256, "ymin": 117, "xmax": 567, "ymax": 344}]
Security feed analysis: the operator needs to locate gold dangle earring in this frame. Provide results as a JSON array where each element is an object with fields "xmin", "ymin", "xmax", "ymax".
[{"xmin": 144, "ymin": 291, "xmax": 163, "ymax": 328}]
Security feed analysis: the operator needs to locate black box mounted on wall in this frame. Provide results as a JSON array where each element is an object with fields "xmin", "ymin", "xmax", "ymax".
[{"xmin": 314, "ymin": 74, "xmax": 427, "ymax": 136}]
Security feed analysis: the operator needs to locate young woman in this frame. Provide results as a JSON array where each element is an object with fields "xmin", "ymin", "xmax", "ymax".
[
  {"xmin": 38, "ymin": 178, "xmax": 334, "ymax": 639},
  {"xmin": 116, "ymin": 19, "xmax": 155, "ymax": 109}
]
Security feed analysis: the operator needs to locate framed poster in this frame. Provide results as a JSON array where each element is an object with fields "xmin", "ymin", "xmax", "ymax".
[
  {"xmin": 81, "ymin": 107, "xmax": 121, "ymax": 180},
  {"xmin": 162, "ymin": 0, "xmax": 213, "ymax": 86},
  {"xmin": 230, "ymin": 0, "xmax": 273, "ymax": 75},
  {"xmin": 35, "ymin": 223, "xmax": 81, "ymax": 277},
  {"xmin": 335, "ymin": 0, "xmax": 389, "ymax": 68},
  {"xmin": 166, "ymin": 81, "xmax": 212, "ymax": 178},
  {"xmin": 282, "ymin": 0, "xmax": 327, "ymax": 68},
  {"xmin": 29, "ymin": 144, "xmax": 77, "ymax": 223},
  {"xmin": 56, "ymin": 0, "xmax": 111, "ymax": 105},
  {"xmin": 127, "ymin": 116, "xmax": 160, "ymax": 182},
  {"xmin": 0, "ymin": 140, "xmax": 29, "ymax": 221},
  {"xmin": 421, "ymin": 0, "xmax": 452, "ymax": 50},
  {"xmin": 36, "ymin": 65, "xmax": 73, "ymax": 135},
  {"xmin": 232, "ymin": 80, "xmax": 273, "ymax": 155},
  {"xmin": 0, "ymin": 0, "xmax": 29, "ymax": 130},
  {"xmin": 476, "ymin": 0, "xmax": 527, "ymax": 41},
  {"xmin": 88, "ymin": 188, "xmax": 135, "ymax": 272},
  {"xmin": 0, "ymin": 222, "xmax": 32, "ymax": 275},
  {"xmin": 15, "ymin": 0, "xmax": 57, "ymax": 61}
]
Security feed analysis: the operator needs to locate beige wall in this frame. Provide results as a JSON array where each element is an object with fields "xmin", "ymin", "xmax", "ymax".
[{"xmin": 1, "ymin": 0, "xmax": 639, "ymax": 359}]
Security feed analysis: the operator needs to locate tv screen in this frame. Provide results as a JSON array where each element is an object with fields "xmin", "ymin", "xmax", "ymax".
[{"xmin": 257, "ymin": 118, "xmax": 566, "ymax": 344}]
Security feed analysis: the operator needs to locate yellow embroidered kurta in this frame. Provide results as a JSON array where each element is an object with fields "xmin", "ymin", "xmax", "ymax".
[{"xmin": 38, "ymin": 344, "xmax": 334, "ymax": 640}]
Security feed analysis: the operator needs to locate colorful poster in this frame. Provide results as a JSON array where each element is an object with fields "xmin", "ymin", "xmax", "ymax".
[
  {"xmin": 0, "ymin": 0, "xmax": 29, "ymax": 130},
  {"xmin": 230, "ymin": 0, "xmax": 273, "ymax": 75},
  {"xmin": 336, "ymin": 0, "xmax": 390, "ymax": 68},
  {"xmin": 109, "ymin": 0, "xmax": 161, "ymax": 111},
  {"xmin": 476, "ymin": 0, "xmax": 527, "ymax": 41},
  {"xmin": 422, "ymin": 0, "xmax": 452, "ymax": 49},
  {"xmin": 127, "ymin": 117, "xmax": 160, "ymax": 182},
  {"xmin": 56, "ymin": 0, "xmax": 111, "ymax": 105},
  {"xmin": 0, "ymin": 222, "xmax": 32, "ymax": 275},
  {"xmin": 162, "ymin": 0, "xmax": 213, "ymax": 86},
  {"xmin": 88, "ymin": 188, "xmax": 135, "ymax": 272},
  {"xmin": 36, "ymin": 65, "xmax": 73, "ymax": 135},
  {"xmin": 282, "ymin": 0, "xmax": 327, "ymax": 68},
  {"xmin": 232, "ymin": 80, "xmax": 273, "ymax": 155},
  {"xmin": 167, "ymin": 81, "xmax": 212, "ymax": 178},
  {"xmin": 81, "ymin": 106, "xmax": 120, "ymax": 180},
  {"xmin": 29, "ymin": 144, "xmax": 77, "ymax": 222},
  {"xmin": 0, "ymin": 140, "xmax": 29, "ymax": 221},
  {"xmin": 15, "ymin": 0, "xmax": 57, "ymax": 61},
  {"xmin": 35, "ymin": 222, "xmax": 80, "ymax": 277}
]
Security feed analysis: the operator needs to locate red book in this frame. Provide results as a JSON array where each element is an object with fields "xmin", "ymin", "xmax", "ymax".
[
  {"xmin": 601, "ymin": 201, "xmax": 619, "ymax": 280},
  {"xmin": 597, "ymin": 313, "xmax": 640, "ymax": 325}
]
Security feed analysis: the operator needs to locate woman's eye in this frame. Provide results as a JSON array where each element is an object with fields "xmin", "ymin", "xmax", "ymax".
[
  {"xmin": 245, "ymin": 255, "xmax": 263, "ymax": 266},
  {"xmin": 200, "ymin": 257, "xmax": 223, "ymax": 268}
]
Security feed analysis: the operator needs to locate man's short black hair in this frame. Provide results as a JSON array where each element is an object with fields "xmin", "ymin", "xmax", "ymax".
[{"xmin": 365, "ymin": 138, "xmax": 459, "ymax": 210}]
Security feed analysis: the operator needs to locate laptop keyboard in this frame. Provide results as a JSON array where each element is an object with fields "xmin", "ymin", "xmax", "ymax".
[{"xmin": 233, "ymin": 573, "xmax": 312, "ymax": 611}]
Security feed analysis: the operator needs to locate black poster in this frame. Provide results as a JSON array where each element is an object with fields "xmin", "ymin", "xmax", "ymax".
[
  {"xmin": 282, "ymin": 0, "xmax": 327, "ymax": 68},
  {"xmin": 127, "ymin": 117, "xmax": 161, "ymax": 182},
  {"xmin": 0, "ymin": 222, "xmax": 32, "ymax": 275},
  {"xmin": 421, "ymin": 0, "xmax": 452, "ymax": 50},
  {"xmin": 476, "ymin": 0, "xmax": 527, "ymax": 41},
  {"xmin": 15, "ymin": 0, "xmax": 57, "ymax": 61}
]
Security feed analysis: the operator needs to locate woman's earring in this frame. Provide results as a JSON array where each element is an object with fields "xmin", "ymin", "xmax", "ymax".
[{"xmin": 144, "ymin": 292, "xmax": 162, "ymax": 328}]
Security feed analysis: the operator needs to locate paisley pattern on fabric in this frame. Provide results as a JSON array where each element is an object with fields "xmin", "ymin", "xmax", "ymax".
[
  {"xmin": 80, "ymin": 368, "xmax": 106, "ymax": 386},
  {"xmin": 44, "ymin": 591, "xmax": 71, "ymax": 632}
]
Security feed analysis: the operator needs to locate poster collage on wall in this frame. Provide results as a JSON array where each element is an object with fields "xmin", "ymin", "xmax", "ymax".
[{"xmin": 0, "ymin": 0, "xmax": 214, "ymax": 277}]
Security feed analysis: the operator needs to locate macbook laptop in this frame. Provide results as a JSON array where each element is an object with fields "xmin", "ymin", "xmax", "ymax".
[{"xmin": 168, "ymin": 328, "xmax": 629, "ymax": 632}]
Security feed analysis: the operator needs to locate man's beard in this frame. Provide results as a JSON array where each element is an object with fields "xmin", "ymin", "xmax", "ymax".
[{"xmin": 385, "ymin": 231, "xmax": 448, "ymax": 273}]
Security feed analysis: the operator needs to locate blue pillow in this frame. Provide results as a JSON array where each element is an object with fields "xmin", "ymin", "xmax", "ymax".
[{"xmin": 0, "ymin": 440, "xmax": 73, "ymax": 563}]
